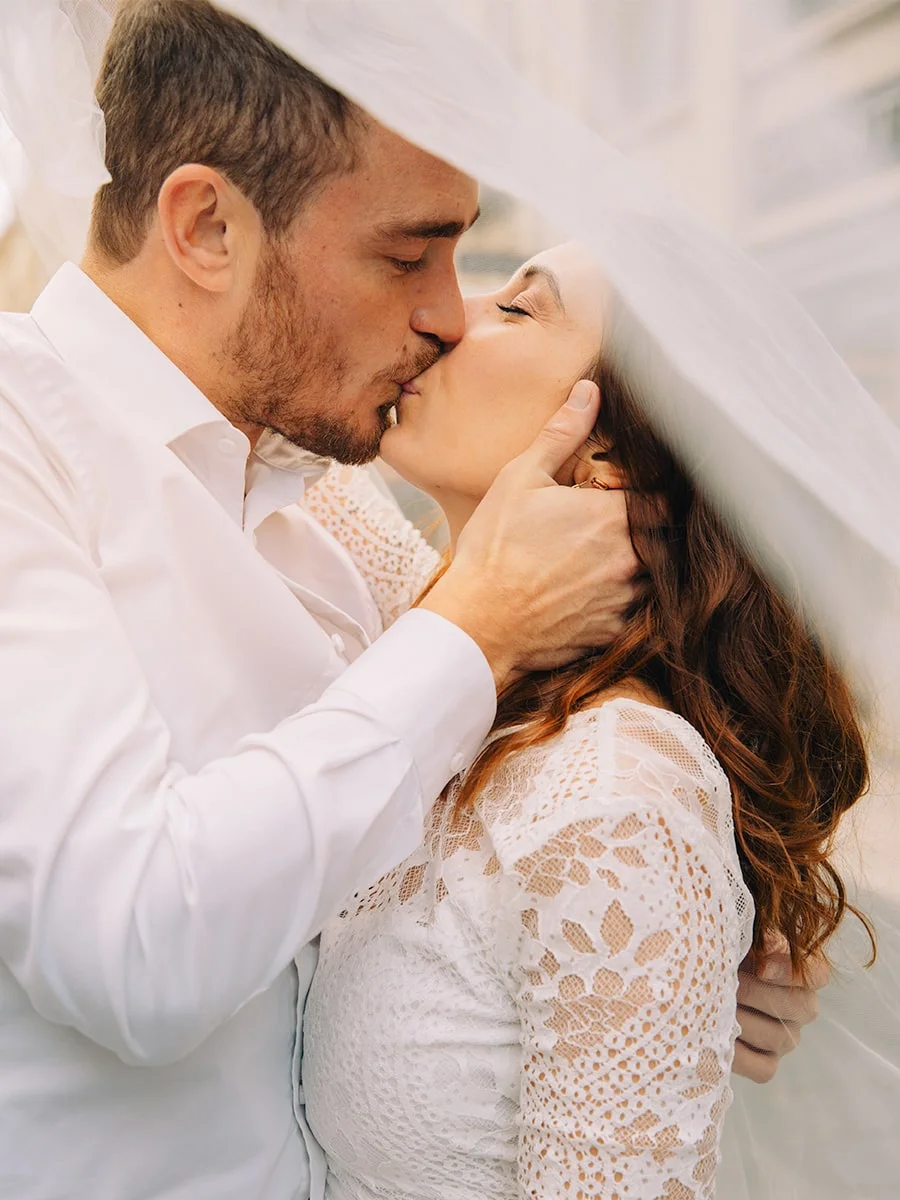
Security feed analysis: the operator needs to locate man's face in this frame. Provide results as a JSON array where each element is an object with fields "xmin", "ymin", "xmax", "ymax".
[{"xmin": 223, "ymin": 120, "xmax": 479, "ymax": 464}]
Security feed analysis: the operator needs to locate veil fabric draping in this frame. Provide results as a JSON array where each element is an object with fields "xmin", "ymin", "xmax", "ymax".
[{"xmin": 0, "ymin": 2, "xmax": 898, "ymax": 1195}]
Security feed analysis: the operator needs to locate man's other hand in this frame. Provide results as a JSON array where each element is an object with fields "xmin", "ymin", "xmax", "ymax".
[{"xmin": 733, "ymin": 935, "xmax": 829, "ymax": 1084}]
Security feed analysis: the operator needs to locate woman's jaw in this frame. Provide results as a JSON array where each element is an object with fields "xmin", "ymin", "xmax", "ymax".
[
  {"xmin": 379, "ymin": 243, "xmax": 609, "ymax": 544},
  {"xmin": 380, "ymin": 363, "xmax": 485, "ymax": 541}
]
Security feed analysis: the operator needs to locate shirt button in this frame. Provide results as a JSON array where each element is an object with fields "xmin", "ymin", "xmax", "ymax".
[
  {"xmin": 450, "ymin": 752, "xmax": 467, "ymax": 776},
  {"xmin": 331, "ymin": 633, "xmax": 346, "ymax": 657}
]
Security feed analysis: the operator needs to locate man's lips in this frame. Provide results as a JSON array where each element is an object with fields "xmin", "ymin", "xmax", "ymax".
[{"xmin": 381, "ymin": 365, "xmax": 431, "ymax": 429}]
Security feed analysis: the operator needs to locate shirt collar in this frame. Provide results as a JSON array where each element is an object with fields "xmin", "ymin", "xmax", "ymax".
[
  {"xmin": 31, "ymin": 263, "xmax": 332, "ymax": 526},
  {"xmin": 31, "ymin": 262, "xmax": 230, "ymax": 448},
  {"xmin": 245, "ymin": 433, "xmax": 332, "ymax": 532}
]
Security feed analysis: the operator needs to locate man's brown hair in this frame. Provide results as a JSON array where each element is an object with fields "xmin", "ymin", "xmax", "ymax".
[{"xmin": 91, "ymin": 0, "xmax": 364, "ymax": 263}]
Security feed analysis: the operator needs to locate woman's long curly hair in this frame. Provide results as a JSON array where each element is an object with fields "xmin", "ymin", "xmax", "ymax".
[{"xmin": 428, "ymin": 350, "xmax": 874, "ymax": 976}]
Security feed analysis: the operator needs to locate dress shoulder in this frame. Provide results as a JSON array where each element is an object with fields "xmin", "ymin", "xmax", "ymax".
[
  {"xmin": 474, "ymin": 699, "xmax": 755, "ymax": 1198},
  {"xmin": 479, "ymin": 700, "xmax": 746, "ymax": 905}
]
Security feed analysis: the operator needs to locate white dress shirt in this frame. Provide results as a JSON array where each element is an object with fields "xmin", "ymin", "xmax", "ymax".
[{"xmin": 0, "ymin": 264, "xmax": 496, "ymax": 1200}]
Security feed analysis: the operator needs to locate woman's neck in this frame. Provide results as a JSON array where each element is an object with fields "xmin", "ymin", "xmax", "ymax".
[{"xmin": 431, "ymin": 491, "xmax": 481, "ymax": 552}]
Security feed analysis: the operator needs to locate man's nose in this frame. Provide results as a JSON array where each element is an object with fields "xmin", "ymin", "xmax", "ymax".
[{"xmin": 410, "ymin": 274, "xmax": 466, "ymax": 349}]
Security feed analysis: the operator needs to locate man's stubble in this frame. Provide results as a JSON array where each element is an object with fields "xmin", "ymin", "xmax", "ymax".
[{"xmin": 224, "ymin": 242, "xmax": 385, "ymax": 465}]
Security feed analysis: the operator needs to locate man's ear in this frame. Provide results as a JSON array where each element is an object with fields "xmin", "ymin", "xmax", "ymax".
[{"xmin": 157, "ymin": 164, "xmax": 260, "ymax": 294}]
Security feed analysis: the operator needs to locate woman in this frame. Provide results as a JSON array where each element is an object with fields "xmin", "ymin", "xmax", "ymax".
[{"xmin": 300, "ymin": 243, "xmax": 871, "ymax": 1199}]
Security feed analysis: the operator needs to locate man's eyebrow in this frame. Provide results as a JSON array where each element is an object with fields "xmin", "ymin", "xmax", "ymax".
[
  {"xmin": 521, "ymin": 264, "xmax": 567, "ymax": 315},
  {"xmin": 375, "ymin": 206, "xmax": 481, "ymax": 241}
]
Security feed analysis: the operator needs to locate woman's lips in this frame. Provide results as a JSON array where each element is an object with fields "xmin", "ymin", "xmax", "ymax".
[{"xmin": 385, "ymin": 378, "xmax": 424, "ymax": 428}]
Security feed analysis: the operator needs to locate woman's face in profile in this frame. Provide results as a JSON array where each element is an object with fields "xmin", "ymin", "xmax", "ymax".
[{"xmin": 380, "ymin": 243, "xmax": 607, "ymax": 503}]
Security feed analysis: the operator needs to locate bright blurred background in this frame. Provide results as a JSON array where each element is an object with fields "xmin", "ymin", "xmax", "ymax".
[
  {"xmin": 453, "ymin": 0, "xmax": 900, "ymax": 422},
  {"xmin": 2, "ymin": 0, "xmax": 899, "ymax": 424}
]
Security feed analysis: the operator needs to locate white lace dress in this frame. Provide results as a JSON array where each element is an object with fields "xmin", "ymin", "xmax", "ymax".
[{"xmin": 301, "ymin": 466, "xmax": 755, "ymax": 1200}]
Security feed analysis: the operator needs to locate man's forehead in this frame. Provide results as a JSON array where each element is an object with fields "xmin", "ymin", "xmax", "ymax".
[
  {"xmin": 356, "ymin": 119, "xmax": 478, "ymax": 201},
  {"xmin": 362, "ymin": 116, "xmax": 458, "ymax": 169},
  {"xmin": 313, "ymin": 118, "xmax": 479, "ymax": 232}
]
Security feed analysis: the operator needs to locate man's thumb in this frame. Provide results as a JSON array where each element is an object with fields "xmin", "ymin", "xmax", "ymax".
[{"xmin": 520, "ymin": 380, "xmax": 600, "ymax": 479}]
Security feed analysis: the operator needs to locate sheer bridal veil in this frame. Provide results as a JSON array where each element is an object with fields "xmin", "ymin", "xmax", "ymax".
[{"xmin": 1, "ymin": 1, "xmax": 899, "ymax": 1195}]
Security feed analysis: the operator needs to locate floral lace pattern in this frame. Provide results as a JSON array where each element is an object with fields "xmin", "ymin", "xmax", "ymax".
[
  {"xmin": 303, "ymin": 701, "xmax": 754, "ymax": 1200},
  {"xmin": 303, "ymin": 464, "xmax": 441, "ymax": 628}
]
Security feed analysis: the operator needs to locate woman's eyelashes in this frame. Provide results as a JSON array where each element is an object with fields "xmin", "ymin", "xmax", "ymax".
[{"xmin": 496, "ymin": 302, "xmax": 531, "ymax": 318}]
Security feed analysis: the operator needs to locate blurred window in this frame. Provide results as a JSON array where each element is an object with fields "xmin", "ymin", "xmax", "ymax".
[
  {"xmin": 785, "ymin": 0, "xmax": 848, "ymax": 19},
  {"xmin": 455, "ymin": 186, "xmax": 527, "ymax": 286},
  {"xmin": 588, "ymin": 0, "xmax": 690, "ymax": 126},
  {"xmin": 483, "ymin": 0, "xmax": 526, "ymax": 70},
  {"xmin": 751, "ymin": 74, "xmax": 900, "ymax": 211},
  {"xmin": 801, "ymin": 266, "xmax": 900, "ymax": 419},
  {"xmin": 867, "ymin": 78, "xmax": 900, "ymax": 160}
]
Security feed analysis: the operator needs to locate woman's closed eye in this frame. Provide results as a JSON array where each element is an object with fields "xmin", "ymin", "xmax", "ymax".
[{"xmin": 496, "ymin": 302, "xmax": 531, "ymax": 318}]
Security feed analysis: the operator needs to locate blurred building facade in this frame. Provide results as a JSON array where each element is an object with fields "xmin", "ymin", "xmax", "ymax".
[
  {"xmin": 455, "ymin": 0, "xmax": 900, "ymax": 417},
  {"xmin": 2, "ymin": 0, "xmax": 899, "ymax": 418}
]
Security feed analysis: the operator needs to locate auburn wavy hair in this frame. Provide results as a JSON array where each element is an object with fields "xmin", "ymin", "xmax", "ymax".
[{"xmin": 425, "ymin": 351, "xmax": 874, "ymax": 977}]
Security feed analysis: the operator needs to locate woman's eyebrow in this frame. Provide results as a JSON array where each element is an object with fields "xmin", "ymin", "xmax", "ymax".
[{"xmin": 520, "ymin": 264, "xmax": 567, "ymax": 316}]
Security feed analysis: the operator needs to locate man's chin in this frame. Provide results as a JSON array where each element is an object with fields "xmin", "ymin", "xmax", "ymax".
[
  {"xmin": 319, "ymin": 433, "xmax": 383, "ymax": 467},
  {"xmin": 271, "ymin": 420, "xmax": 383, "ymax": 467}
]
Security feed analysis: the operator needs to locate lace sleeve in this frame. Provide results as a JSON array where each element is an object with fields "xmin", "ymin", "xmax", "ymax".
[
  {"xmin": 303, "ymin": 463, "xmax": 441, "ymax": 627},
  {"xmin": 491, "ymin": 708, "xmax": 748, "ymax": 1199}
]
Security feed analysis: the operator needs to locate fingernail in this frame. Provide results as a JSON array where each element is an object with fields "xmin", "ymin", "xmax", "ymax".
[{"xmin": 565, "ymin": 380, "xmax": 597, "ymax": 410}]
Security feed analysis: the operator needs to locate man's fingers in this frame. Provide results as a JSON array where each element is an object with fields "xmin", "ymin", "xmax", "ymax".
[
  {"xmin": 514, "ymin": 380, "xmax": 600, "ymax": 481},
  {"xmin": 759, "ymin": 948, "xmax": 830, "ymax": 993},
  {"xmin": 732, "ymin": 1038, "xmax": 781, "ymax": 1085},
  {"xmin": 743, "ymin": 943, "xmax": 830, "ymax": 991},
  {"xmin": 736, "ymin": 1004, "xmax": 802, "ymax": 1058},
  {"xmin": 804, "ymin": 954, "xmax": 831, "ymax": 992},
  {"xmin": 736, "ymin": 969, "xmax": 819, "ymax": 1026},
  {"xmin": 756, "ymin": 950, "xmax": 795, "ymax": 984},
  {"xmin": 762, "ymin": 930, "xmax": 791, "ymax": 957}
]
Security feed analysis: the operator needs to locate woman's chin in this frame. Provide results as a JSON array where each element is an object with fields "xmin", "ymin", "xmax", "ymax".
[
  {"xmin": 379, "ymin": 423, "xmax": 427, "ymax": 489},
  {"xmin": 379, "ymin": 420, "xmax": 483, "ymax": 519}
]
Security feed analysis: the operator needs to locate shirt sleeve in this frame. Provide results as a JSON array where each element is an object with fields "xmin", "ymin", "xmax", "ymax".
[
  {"xmin": 303, "ymin": 463, "xmax": 442, "ymax": 627},
  {"xmin": 0, "ymin": 395, "xmax": 495, "ymax": 1067},
  {"xmin": 501, "ymin": 740, "xmax": 742, "ymax": 1198}
]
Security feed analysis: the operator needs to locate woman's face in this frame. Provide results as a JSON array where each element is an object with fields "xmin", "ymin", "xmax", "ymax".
[{"xmin": 379, "ymin": 243, "xmax": 607, "ymax": 507}]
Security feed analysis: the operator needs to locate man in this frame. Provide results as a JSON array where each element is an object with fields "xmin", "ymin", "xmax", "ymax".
[{"xmin": 0, "ymin": 2, "xmax": 820, "ymax": 1197}]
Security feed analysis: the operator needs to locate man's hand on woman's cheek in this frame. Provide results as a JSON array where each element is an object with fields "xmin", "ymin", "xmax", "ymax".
[
  {"xmin": 732, "ymin": 935, "xmax": 830, "ymax": 1084},
  {"xmin": 419, "ymin": 380, "xmax": 640, "ymax": 687}
]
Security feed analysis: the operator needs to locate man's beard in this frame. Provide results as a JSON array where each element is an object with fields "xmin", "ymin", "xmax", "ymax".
[{"xmin": 222, "ymin": 244, "xmax": 438, "ymax": 466}]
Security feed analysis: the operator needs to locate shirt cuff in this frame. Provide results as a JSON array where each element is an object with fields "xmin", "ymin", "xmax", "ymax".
[{"xmin": 319, "ymin": 607, "xmax": 496, "ymax": 809}]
